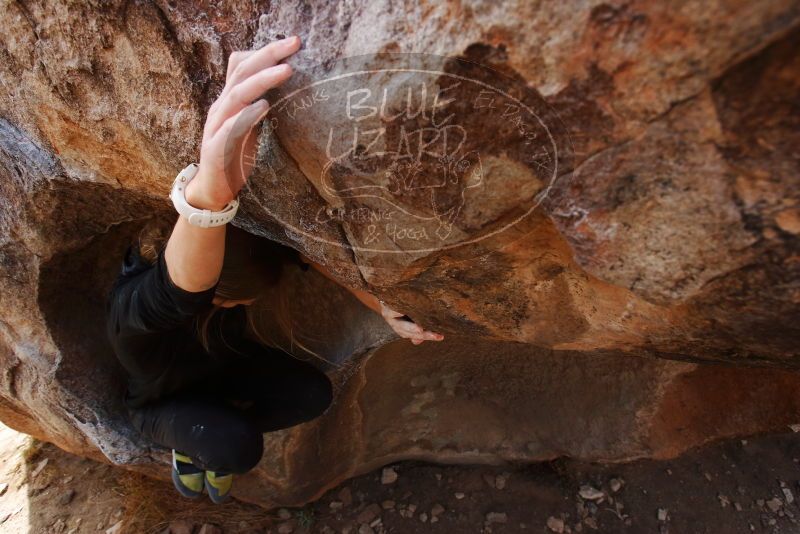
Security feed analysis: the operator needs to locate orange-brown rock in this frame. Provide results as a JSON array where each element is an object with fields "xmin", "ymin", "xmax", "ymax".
[{"xmin": 0, "ymin": 1, "xmax": 798, "ymax": 507}]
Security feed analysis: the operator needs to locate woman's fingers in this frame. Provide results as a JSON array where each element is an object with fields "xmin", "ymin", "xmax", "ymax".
[
  {"xmin": 226, "ymin": 50, "xmax": 255, "ymax": 80},
  {"xmin": 213, "ymin": 98, "xmax": 269, "ymax": 146},
  {"xmin": 207, "ymin": 64, "xmax": 292, "ymax": 135},
  {"xmin": 387, "ymin": 317, "xmax": 444, "ymax": 344},
  {"xmin": 222, "ymin": 36, "xmax": 301, "ymax": 95},
  {"xmin": 389, "ymin": 318, "xmax": 422, "ymax": 336},
  {"xmin": 205, "ymin": 99, "xmax": 269, "ymax": 191}
]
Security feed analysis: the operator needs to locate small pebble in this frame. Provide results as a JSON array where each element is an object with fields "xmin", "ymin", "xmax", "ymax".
[
  {"xmin": 485, "ymin": 512, "xmax": 507, "ymax": 524},
  {"xmin": 496, "ymin": 473, "xmax": 509, "ymax": 490},
  {"xmin": 338, "ymin": 487, "xmax": 353, "ymax": 506},
  {"xmin": 357, "ymin": 503, "xmax": 382, "ymax": 524},
  {"xmin": 579, "ymin": 485, "xmax": 605, "ymax": 501},
  {"xmin": 546, "ymin": 516, "xmax": 565, "ymax": 533},
  {"xmin": 657, "ymin": 508, "xmax": 669, "ymax": 522},
  {"xmin": 31, "ymin": 458, "xmax": 49, "ymax": 478},
  {"xmin": 766, "ymin": 498, "xmax": 783, "ymax": 512},
  {"xmin": 59, "ymin": 489, "xmax": 76, "ymax": 506},
  {"xmin": 381, "ymin": 467, "xmax": 398, "ymax": 485}
]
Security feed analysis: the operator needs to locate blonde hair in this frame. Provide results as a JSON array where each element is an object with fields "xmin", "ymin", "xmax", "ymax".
[{"xmin": 136, "ymin": 220, "xmax": 322, "ymax": 360}]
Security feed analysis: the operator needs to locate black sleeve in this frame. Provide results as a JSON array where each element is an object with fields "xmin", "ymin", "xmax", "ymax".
[{"xmin": 107, "ymin": 249, "xmax": 218, "ymax": 341}]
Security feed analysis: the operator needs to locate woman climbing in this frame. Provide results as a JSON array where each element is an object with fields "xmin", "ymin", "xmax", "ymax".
[{"xmin": 106, "ymin": 36, "xmax": 443, "ymax": 503}]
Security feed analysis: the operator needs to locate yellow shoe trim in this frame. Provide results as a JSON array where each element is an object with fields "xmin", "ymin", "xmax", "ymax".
[
  {"xmin": 205, "ymin": 471, "xmax": 233, "ymax": 493},
  {"xmin": 173, "ymin": 451, "xmax": 194, "ymax": 464},
  {"xmin": 178, "ymin": 472, "xmax": 205, "ymax": 493}
]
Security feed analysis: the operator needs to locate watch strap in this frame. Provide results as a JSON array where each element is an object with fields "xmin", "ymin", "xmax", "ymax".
[{"xmin": 170, "ymin": 164, "xmax": 239, "ymax": 228}]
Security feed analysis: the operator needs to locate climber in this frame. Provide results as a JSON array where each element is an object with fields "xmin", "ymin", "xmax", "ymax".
[{"xmin": 105, "ymin": 36, "xmax": 443, "ymax": 504}]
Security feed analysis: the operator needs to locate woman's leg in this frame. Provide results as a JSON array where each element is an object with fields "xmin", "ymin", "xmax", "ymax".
[
  {"xmin": 220, "ymin": 347, "xmax": 334, "ymax": 433},
  {"xmin": 128, "ymin": 392, "xmax": 263, "ymax": 474}
]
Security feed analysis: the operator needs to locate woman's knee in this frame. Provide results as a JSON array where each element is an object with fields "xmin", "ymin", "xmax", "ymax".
[{"xmin": 193, "ymin": 417, "xmax": 264, "ymax": 474}]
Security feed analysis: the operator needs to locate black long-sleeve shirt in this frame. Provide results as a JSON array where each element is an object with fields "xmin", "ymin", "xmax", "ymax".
[{"xmin": 106, "ymin": 246, "xmax": 262, "ymax": 408}]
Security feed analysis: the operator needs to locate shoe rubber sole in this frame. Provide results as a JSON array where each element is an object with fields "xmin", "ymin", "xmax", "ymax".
[{"xmin": 171, "ymin": 466, "xmax": 204, "ymax": 499}]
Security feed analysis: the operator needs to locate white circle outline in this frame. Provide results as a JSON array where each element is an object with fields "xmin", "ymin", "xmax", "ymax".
[{"xmin": 246, "ymin": 66, "xmax": 560, "ymax": 254}]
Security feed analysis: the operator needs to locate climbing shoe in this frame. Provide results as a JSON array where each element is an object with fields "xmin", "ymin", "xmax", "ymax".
[
  {"xmin": 205, "ymin": 470, "xmax": 233, "ymax": 504},
  {"xmin": 171, "ymin": 450, "xmax": 204, "ymax": 499}
]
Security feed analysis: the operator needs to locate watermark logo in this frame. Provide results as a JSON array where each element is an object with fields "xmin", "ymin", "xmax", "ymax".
[{"xmin": 247, "ymin": 53, "xmax": 570, "ymax": 256}]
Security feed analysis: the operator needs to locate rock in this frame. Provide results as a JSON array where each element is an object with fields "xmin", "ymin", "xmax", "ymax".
[
  {"xmin": 775, "ymin": 209, "xmax": 800, "ymax": 234},
  {"xmin": 657, "ymin": 509, "xmax": 669, "ymax": 522},
  {"xmin": 766, "ymin": 498, "xmax": 783, "ymax": 512},
  {"xmin": 783, "ymin": 488, "xmax": 795, "ymax": 504},
  {"xmin": 454, "ymin": 492, "xmax": 465, "ymax": 500},
  {"xmin": 58, "ymin": 488, "xmax": 76, "ymax": 506},
  {"xmin": 31, "ymin": 459, "xmax": 49, "ymax": 479},
  {"xmin": 277, "ymin": 508, "xmax": 292, "ymax": 520},
  {"xmin": 277, "ymin": 522, "xmax": 294, "ymax": 534},
  {"xmin": 381, "ymin": 500, "xmax": 395, "ymax": 510},
  {"xmin": 0, "ymin": 0, "xmax": 799, "ymax": 510},
  {"xmin": 197, "ymin": 525, "xmax": 223, "ymax": 534},
  {"xmin": 105, "ymin": 521, "xmax": 123, "ymax": 534},
  {"xmin": 380, "ymin": 467, "xmax": 398, "ymax": 485},
  {"xmin": 486, "ymin": 512, "xmax": 508, "ymax": 524},
  {"xmin": 338, "ymin": 487, "xmax": 353, "ymax": 506},
  {"xmin": 495, "ymin": 473, "xmax": 508, "ymax": 490},
  {"xmin": 579, "ymin": 485, "xmax": 605, "ymax": 501},
  {"xmin": 609, "ymin": 478, "xmax": 623, "ymax": 493},
  {"xmin": 329, "ymin": 501, "xmax": 343, "ymax": 510},
  {"xmin": 431, "ymin": 503, "xmax": 445, "ymax": 516},
  {"xmin": 718, "ymin": 494, "xmax": 730, "ymax": 508},
  {"xmin": 356, "ymin": 504, "xmax": 382, "ymax": 524},
  {"xmin": 546, "ymin": 516, "xmax": 565, "ymax": 533},
  {"xmin": 419, "ymin": 512, "xmax": 428, "ymax": 523},
  {"xmin": 357, "ymin": 525, "xmax": 374, "ymax": 534}
]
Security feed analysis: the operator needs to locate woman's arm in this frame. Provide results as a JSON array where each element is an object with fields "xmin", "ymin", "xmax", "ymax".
[
  {"xmin": 303, "ymin": 258, "xmax": 444, "ymax": 345},
  {"xmin": 164, "ymin": 37, "xmax": 301, "ymax": 292}
]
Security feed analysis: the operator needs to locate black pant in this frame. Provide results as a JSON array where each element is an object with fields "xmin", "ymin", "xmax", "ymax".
[{"xmin": 128, "ymin": 351, "xmax": 333, "ymax": 474}]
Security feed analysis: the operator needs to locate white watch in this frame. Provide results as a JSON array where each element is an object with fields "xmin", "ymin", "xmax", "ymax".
[{"xmin": 170, "ymin": 163, "xmax": 239, "ymax": 228}]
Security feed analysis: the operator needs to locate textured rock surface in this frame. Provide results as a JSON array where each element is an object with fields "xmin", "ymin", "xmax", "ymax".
[{"xmin": 0, "ymin": 0, "xmax": 798, "ymax": 508}]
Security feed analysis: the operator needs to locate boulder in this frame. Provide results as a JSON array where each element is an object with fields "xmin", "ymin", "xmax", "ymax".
[{"xmin": 0, "ymin": 0, "xmax": 798, "ymax": 507}]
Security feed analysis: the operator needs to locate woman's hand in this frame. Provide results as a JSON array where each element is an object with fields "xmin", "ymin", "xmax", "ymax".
[
  {"xmin": 185, "ymin": 36, "xmax": 301, "ymax": 211},
  {"xmin": 380, "ymin": 301, "xmax": 444, "ymax": 345},
  {"xmin": 299, "ymin": 256, "xmax": 444, "ymax": 346}
]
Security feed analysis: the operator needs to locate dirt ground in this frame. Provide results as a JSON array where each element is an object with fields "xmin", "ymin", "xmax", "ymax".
[{"xmin": 1, "ymin": 423, "xmax": 799, "ymax": 534}]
